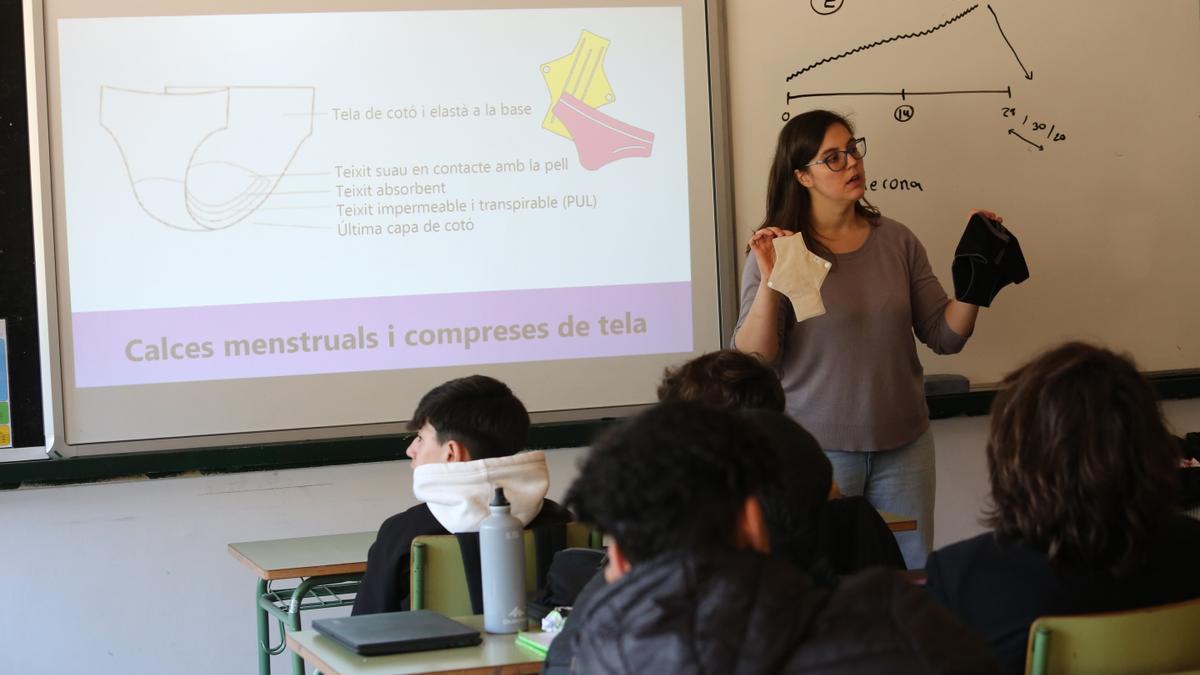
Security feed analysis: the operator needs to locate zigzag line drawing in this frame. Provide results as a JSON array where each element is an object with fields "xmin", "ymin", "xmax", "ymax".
[{"xmin": 785, "ymin": 4, "xmax": 980, "ymax": 81}]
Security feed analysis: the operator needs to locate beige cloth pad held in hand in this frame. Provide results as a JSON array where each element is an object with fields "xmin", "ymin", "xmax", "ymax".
[{"xmin": 767, "ymin": 235, "xmax": 832, "ymax": 322}]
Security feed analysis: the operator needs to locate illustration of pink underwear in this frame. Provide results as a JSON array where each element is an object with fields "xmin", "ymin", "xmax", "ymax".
[{"xmin": 552, "ymin": 92, "xmax": 654, "ymax": 171}]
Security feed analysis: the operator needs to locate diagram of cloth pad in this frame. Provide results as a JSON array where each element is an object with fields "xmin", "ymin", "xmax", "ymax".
[
  {"xmin": 768, "ymin": 235, "xmax": 833, "ymax": 322},
  {"xmin": 541, "ymin": 30, "xmax": 654, "ymax": 171},
  {"xmin": 100, "ymin": 86, "xmax": 314, "ymax": 231}
]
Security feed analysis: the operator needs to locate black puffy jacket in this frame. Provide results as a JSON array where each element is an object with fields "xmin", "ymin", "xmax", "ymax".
[{"xmin": 572, "ymin": 549, "xmax": 1000, "ymax": 675}]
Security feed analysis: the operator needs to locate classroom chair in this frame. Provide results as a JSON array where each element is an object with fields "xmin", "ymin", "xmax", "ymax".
[
  {"xmin": 1025, "ymin": 597, "xmax": 1200, "ymax": 675},
  {"xmin": 410, "ymin": 521, "xmax": 601, "ymax": 616}
]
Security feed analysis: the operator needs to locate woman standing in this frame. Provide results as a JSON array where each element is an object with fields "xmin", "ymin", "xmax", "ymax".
[{"xmin": 734, "ymin": 109, "xmax": 996, "ymax": 568}]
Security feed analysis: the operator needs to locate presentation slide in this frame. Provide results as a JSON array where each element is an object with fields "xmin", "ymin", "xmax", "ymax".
[
  {"xmin": 0, "ymin": 319, "xmax": 10, "ymax": 449},
  {"xmin": 55, "ymin": 6, "xmax": 694, "ymax": 389}
]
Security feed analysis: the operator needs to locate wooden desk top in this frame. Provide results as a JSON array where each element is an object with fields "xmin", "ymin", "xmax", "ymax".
[
  {"xmin": 879, "ymin": 511, "xmax": 918, "ymax": 533},
  {"xmin": 287, "ymin": 615, "xmax": 545, "ymax": 675},
  {"xmin": 228, "ymin": 531, "xmax": 376, "ymax": 580}
]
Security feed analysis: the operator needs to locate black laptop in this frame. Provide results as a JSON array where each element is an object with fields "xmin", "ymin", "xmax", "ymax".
[{"xmin": 312, "ymin": 610, "xmax": 482, "ymax": 656}]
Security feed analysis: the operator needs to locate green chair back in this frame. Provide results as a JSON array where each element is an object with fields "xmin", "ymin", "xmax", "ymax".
[
  {"xmin": 410, "ymin": 521, "xmax": 600, "ymax": 616},
  {"xmin": 1026, "ymin": 597, "xmax": 1200, "ymax": 675}
]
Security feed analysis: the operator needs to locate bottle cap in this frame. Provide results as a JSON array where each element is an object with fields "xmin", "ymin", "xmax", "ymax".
[{"xmin": 490, "ymin": 486, "xmax": 510, "ymax": 507}]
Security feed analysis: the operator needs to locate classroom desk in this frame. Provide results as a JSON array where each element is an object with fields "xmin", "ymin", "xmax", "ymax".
[
  {"xmin": 879, "ymin": 510, "xmax": 918, "ymax": 533},
  {"xmin": 229, "ymin": 531, "xmax": 376, "ymax": 675},
  {"xmin": 233, "ymin": 510, "xmax": 915, "ymax": 675},
  {"xmin": 286, "ymin": 615, "xmax": 544, "ymax": 675}
]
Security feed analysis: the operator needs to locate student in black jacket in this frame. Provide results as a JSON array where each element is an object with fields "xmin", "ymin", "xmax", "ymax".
[
  {"xmin": 542, "ymin": 350, "xmax": 904, "ymax": 675},
  {"xmin": 926, "ymin": 342, "xmax": 1200, "ymax": 674},
  {"xmin": 656, "ymin": 349, "xmax": 905, "ymax": 575},
  {"xmin": 351, "ymin": 375, "xmax": 571, "ymax": 615},
  {"xmin": 562, "ymin": 403, "xmax": 1000, "ymax": 674}
]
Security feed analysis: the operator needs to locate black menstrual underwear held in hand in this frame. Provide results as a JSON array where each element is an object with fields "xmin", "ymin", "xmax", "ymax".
[{"xmin": 952, "ymin": 213, "xmax": 1029, "ymax": 307}]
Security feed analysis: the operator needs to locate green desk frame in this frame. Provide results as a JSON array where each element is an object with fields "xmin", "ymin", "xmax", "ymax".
[
  {"xmin": 234, "ymin": 517, "xmax": 904, "ymax": 675},
  {"xmin": 231, "ymin": 532, "xmax": 376, "ymax": 675}
]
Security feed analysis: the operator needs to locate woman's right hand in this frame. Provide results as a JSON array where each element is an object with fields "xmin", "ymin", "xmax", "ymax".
[{"xmin": 748, "ymin": 227, "xmax": 794, "ymax": 280}]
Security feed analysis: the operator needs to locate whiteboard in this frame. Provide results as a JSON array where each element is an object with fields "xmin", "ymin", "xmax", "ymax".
[{"xmin": 726, "ymin": 0, "xmax": 1200, "ymax": 383}]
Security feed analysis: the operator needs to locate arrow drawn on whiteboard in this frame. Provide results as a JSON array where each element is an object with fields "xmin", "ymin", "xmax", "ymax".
[
  {"xmin": 988, "ymin": 5, "xmax": 1033, "ymax": 80},
  {"xmin": 1008, "ymin": 129, "xmax": 1044, "ymax": 150}
]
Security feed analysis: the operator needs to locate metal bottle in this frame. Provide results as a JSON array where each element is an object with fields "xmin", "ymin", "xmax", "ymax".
[{"xmin": 479, "ymin": 486, "xmax": 526, "ymax": 633}]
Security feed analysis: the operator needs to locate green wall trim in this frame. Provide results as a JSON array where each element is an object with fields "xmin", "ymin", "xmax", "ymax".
[
  {"xmin": 2, "ymin": 370, "xmax": 1195, "ymax": 490},
  {"xmin": 0, "ymin": 419, "xmax": 615, "ymax": 490},
  {"xmin": 925, "ymin": 369, "xmax": 1200, "ymax": 420}
]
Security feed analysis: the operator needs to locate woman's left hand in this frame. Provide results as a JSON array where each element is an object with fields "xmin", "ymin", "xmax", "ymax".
[{"xmin": 969, "ymin": 208, "xmax": 1003, "ymax": 223}]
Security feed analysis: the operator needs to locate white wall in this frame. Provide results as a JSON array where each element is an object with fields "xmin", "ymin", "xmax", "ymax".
[{"xmin": 1, "ymin": 399, "xmax": 1197, "ymax": 675}]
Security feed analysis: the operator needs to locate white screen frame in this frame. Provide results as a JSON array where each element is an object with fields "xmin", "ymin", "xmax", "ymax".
[{"xmin": 27, "ymin": 0, "xmax": 738, "ymax": 457}]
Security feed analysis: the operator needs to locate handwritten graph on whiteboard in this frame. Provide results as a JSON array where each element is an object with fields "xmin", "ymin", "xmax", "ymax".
[{"xmin": 783, "ymin": 2, "xmax": 1065, "ymax": 153}]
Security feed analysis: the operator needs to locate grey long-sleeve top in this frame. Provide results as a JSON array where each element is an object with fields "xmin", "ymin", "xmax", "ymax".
[{"xmin": 735, "ymin": 217, "xmax": 967, "ymax": 452}]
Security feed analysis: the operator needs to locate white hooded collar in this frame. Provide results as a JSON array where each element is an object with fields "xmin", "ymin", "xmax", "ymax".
[{"xmin": 412, "ymin": 450, "xmax": 549, "ymax": 533}]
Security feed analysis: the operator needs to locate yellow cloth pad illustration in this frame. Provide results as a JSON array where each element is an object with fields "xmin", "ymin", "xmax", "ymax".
[{"xmin": 541, "ymin": 30, "xmax": 615, "ymax": 139}]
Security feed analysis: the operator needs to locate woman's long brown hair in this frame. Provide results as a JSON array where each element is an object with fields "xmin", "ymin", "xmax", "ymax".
[{"xmin": 759, "ymin": 110, "xmax": 880, "ymax": 263}]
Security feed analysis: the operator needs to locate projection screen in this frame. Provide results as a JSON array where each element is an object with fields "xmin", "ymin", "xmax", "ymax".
[{"xmin": 27, "ymin": 0, "xmax": 734, "ymax": 456}]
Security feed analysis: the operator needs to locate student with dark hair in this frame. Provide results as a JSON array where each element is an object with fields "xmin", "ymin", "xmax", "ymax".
[
  {"xmin": 656, "ymin": 348, "xmax": 787, "ymax": 412},
  {"xmin": 352, "ymin": 375, "xmax": 571, "ymax": 615},
  {"xmin": 544, "ymin": 353, "xmax": 792, "ymax": 675},
  {"xmin": 542, "ymin": 350, "xmax": 899, "ymax": 675},
  {"xmin": 739, "ymin": 408, "xmax": 834, "ymax": 573},
  {"xmin": 564, "ymin": 403, "xmax": 999, "ymax": 674},
  {"xmin": 926, "ymin": 342, "xmax": 1200, "ymax": 674},
  {"xmin": 733, "ymin": 109, "xmax": 1007, "ymax": 568},
  {"xmin": 657, "ymin": 349, "xmax": 905, "ymax": 576},
  {"xmin": 404, "ymin": 374, "xmax": 531, "ymax": 462}
]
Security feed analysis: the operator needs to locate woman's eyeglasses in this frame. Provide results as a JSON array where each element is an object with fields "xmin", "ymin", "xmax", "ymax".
[{"xmin": 802, "ymin": 137, "xmax": 867, "ymax": 172}]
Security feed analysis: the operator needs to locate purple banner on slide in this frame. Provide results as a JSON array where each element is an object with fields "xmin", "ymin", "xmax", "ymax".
[{"xmin": 70, "ymin": 282, "xmax": 693, "ymax": 388}]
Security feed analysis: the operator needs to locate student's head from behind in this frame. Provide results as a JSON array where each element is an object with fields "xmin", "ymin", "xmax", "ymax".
[
  {"xmin": 984, "ymin": 341, "xmax": 1180, "ymax": 576},
  {"xmin": 564, "ymin": 403, "xmax": 776, "ymax": 582},
  {"xmin": 406, "ymin": 375, "xmax": 529, "ymax": 468},
  {"xmin": 656, "ymin": 349, "xmax": 785, "ymax": 412},
  {"xmin": 738, "ymin": 409, "xmax": 832, "ymax": 569}
]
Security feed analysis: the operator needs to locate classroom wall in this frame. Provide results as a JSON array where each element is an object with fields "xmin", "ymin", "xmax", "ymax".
[{"xmin": 1, "ymin": 398, "xmax": 1198, "ymax": 675}]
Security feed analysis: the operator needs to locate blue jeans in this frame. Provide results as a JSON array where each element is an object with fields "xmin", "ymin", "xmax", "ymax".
[{"xmin": 824, "ymin": 427, "xmax": 935, "ymax": 570}]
